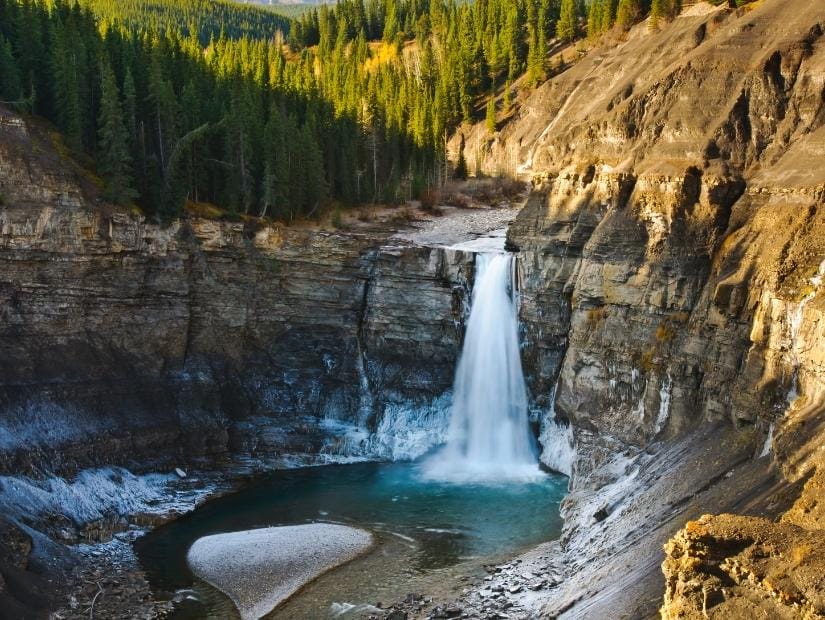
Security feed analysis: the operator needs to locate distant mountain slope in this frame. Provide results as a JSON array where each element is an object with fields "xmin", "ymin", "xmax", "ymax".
[{"xmin": 79, "ymin": 0, "xmax": 291, "ymax": 42}]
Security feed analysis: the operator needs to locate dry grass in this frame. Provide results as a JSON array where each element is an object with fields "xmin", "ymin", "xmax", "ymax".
[
  {"xmin": 587, "ymin": 306, "xmax": 609, "ymax": 327},
  {"xmin": 185, "ymin": 200, "xmax": 224, "ymax": 219},
  {"xmin": 656, "ymin": 322, "xmax": 676, "ymax": 343},
  {"xmin": 390, "ymin": 207, "xmax": 415, "ymax": 224},
  {"xmin": 444, "ymin": 193, "xmax": 472, "ymax": 209},
  {"xmin": 640, "ymin": 347, "xmax": 656, "ymax": 372},
  {"xmin": 791, "ymin": 543, "xmax": 812, "ymax": 568}
]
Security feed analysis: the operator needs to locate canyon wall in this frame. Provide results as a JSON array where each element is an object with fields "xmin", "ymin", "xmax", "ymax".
[
  {"xmin": 0, "ymin": 107, "xmax": 475, "ymax": 476},
  {"xmin": 452, "ymin": 0, "xmax": 825, "ymax": 617}
]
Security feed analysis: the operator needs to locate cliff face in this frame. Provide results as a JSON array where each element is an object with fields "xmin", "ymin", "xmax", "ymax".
[
  {"xmin": 450, "ymin": 0, "xmax": 825, "ymax": 617},
  {"xmin": 497, "ymin": 0, "xmax": 825, "ymax": 457},
  {"xmin": 0, "ymin": 106, "xmax": 476, "ymax": 475}
]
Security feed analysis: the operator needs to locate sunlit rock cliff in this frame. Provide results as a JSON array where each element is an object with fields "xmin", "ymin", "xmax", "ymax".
[{"xmin": 452, "ymin": 0, "xmax": 824, "ymax": 617}]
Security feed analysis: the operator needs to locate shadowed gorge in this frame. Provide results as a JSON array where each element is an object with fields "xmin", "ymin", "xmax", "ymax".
[{"xmin": 0, "ymin": 0, "xmax": 824, "ymax": 619}]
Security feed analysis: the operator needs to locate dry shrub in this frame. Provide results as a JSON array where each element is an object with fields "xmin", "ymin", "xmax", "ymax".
[
  {"xmin": 391, "ymin": 207, "xmax": 414, "ymax": 224},
  {"xmin": 500, "ymin": 178, "xmax": 526, "ymax": 198},
  {"xmin": 586, "ymin": 306, "xmax": 609, "ymax": 327},
  {"xmin": 640, "ymin": 347, "xmax": 656, "ymax": 372},
  {"xmin": 656, "ymin": 322, "xmax": 676, "ymax": 343},
  {"xmin": 445, "ymin": 193, "xmax": 472, "ymax": 209},
  {"xmin": 419, "ymin": 188, "xmax": 442, "ymax": 213}
]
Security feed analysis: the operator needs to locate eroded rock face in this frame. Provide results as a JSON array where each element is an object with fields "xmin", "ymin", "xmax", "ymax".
[
  {"xmin": 0, "ymin": 109, "xmax": 476, "ymax": 475},
  {"xmin": 662, "ymin": 509, "xmax": 825, "ymax": 619},
  {"xmin": 447, "ymin": 0, "xmax": 825, "ymax": 617},
  {"xmin": 502, "ymin": 0, "xmax": 825, "ymax": 469}
]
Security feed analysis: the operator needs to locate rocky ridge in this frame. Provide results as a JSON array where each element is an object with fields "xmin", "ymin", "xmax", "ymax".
[{"xmin": 435, "ymin": 0, "xmax": 825, "ymax": 617}]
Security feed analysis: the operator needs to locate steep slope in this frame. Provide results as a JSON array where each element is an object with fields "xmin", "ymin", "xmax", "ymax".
[{"xmin": 446, "ymin": 1, "xmax": 825, "ymax": 618}]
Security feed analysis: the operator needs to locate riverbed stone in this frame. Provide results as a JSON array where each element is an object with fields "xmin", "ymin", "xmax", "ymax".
[{"xmin": 186, "ymin": 524, "xmax": 373, "ymax": 620}]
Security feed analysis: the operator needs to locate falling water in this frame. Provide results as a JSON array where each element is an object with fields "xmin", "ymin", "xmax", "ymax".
[{"xmin": 421, "ymin": 253, "xmax": 542, "ymax": 482}]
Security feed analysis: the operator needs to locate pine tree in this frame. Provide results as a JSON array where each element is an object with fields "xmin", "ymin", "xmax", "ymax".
[
  {"xmin": 454, "ymin": 133, "xmax": 468, "ymax": 180},
  {"xmin": 122, "ymin": 68, "xmax": 137, "ymax": 144},
  {"xmin": 556, "ymin": 0, "xmax": 578, "ymax": 42},
  {"xmin": 51, "ymin": 28, "xmax": 84, "ymax": 152},
  {"xmin": 262, "ymin": 104, "xmax": 289, "ymax": 218},
  {"xmin": 651, "ymin": 0, "xmax": 681, "ymax": 28},
  {"xmin": 650, "ymin": 0, "xmax": 664, "ymax": 29},
  {"xmin": 526, "ymin": 0, "xmax": 546, "ymax": 87},
  {"xmin": 0, "ymin": 35, "xmax": 21, "ymax": 102},
  {"xmin": 601, "ymin": 0, "xmax": 618, "ymax": 32},
  {"xmin": 485, "ymin": 95, "xmax": 496, "ymax": 133},
  {"xmin": 588, "ymin": 0, "xmax": 604, "ymax": 39},
  {"xmin": 383, "ymin": 0, "xmax": 399, "ymax": 43},
  {"xmin": 616, "ymin": 0, "xmax": 642, "ymax": 30},
  {"xmin": 97, "ymin": 62, "xmax": 137, "ymax": 205},
  {"xmin": 300, "ymin": 122, "xmax": 326, "ymax": 214}
]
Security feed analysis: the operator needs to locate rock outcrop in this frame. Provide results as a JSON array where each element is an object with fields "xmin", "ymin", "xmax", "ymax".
[
  {"xmin": 449, "ymin": 0, "xmax": 825, "ymax": 617},
  {"xmin": 0, "ymin": 105, "xmax": 479, "ymax": 476}
]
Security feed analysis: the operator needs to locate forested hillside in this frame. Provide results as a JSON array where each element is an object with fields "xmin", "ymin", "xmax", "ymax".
[
  {"xmin": 77, "ymin": 0, "xmax": 292, "ymax": 44},
  {"xmin": 0, "ymin": 0, "xmax": 677, "ymax": 221}
]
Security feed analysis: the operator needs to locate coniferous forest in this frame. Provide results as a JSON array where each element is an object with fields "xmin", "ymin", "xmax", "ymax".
[{"xmin": 0, "ymin": 0, "xmax": 675, "ymax": 221}]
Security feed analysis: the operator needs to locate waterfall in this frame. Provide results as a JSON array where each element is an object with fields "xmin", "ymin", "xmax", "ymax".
[{"xmin": 421, "ymin": 252, "xmax": 542, "ymax": 482}]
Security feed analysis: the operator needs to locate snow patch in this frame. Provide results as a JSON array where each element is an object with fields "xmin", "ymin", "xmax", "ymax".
[
  {"xmin": 0, "ymin": 467, "xmax": 201, "ymax": 527},
  {"xmin": 654, "ymin": 374, "xmax": 672, "ymax": 435},
  {"xmin": 760, "ymin": 423, "xmax": 775, "ymax": 458},
  {"xmin": 539, "ymin": 419, "xmax": 575, "ymax": 477}
]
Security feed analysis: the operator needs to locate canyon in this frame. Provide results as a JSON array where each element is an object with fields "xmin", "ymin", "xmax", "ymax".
[{"xmin": 0, "ymin": 0, "xmax": 824, "ymax": 619}]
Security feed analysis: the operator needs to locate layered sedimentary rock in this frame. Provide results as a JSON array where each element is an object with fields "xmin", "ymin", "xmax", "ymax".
[
  {"xmin": 0, "ymin": 106, "xmax": 476, "ymax": 476},
  {"xmin": 1, "ymin": 0, "xmax": 824, "ymax": 618},
  {"xmin": 449, "ymin": 0, "xmax": 825, "ymax": 617}
]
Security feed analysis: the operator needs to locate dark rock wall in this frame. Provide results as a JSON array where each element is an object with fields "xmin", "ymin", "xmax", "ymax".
[{"xmin": 0, "ymin": 113, "xmax": 473, "ymax": 474}]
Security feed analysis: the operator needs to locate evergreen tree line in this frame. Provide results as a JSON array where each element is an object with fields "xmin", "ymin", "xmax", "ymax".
[
  {"xmin": 77, "ymin": 0, "xmax": 292, "ymax": 46},
  {"xmin": 0, "ymin": 0, "xmax": 682, "ymax": 222},
  {"xmin": 0, "ymin": 0, "xmax": 428, "ymax": 220}
]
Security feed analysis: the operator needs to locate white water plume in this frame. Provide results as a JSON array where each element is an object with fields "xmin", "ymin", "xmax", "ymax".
[{"xmin": 421, "ymin": 253, "xmax": 542, "ymax": 483}]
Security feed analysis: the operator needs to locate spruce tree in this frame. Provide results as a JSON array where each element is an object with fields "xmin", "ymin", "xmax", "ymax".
[
  {"xmin": 97, "ymin": 62, "xmax": 137, "ymax": 205},
  {"xmin": 650, "ymin": 0, "xmax": 664, "ymax": 29},
  {"xmin": 300, "ymin": 122, "xmax": 327, "ymax": 214},
  {"xmin": 616, "ymin": 0, "xmax": 642, "ymax": 30},
  {"xmin": 588, "ymin": 0, "xmax": 604, "ymax": 39},
  {"xmin": 454, "ymin": 133, "xmax": 468, "ymax": 180},
  {"xmin": 0, "ymin": 35, "xmax": 21, "ymax": 101},
  {"xmin": 556, "ymin": 0, "xmax": 578, "ymax": 42},
  {"xmin": 601, "ymin": 0, "xmax": 618, "ymax": 32},
  {"xmin": 485, "ymin": 95, "xmax": 496, "ymax": 133},
  {"xmin": 503, "ymin": 80, "xmax": 513, "ymax": 112}
]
